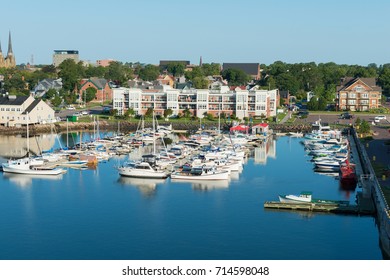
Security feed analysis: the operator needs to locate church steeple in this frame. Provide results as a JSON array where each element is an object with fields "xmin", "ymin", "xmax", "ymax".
[{"xmin": 7, "ymin": 31, "xmax": 13, "ymax": 55}]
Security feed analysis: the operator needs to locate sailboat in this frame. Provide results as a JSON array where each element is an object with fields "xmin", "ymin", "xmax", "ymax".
[
  {"xmin": 2, "ymin": 113, "xmax": 66, "ymax": 176},
  {"xmin": 117, "ymin": 111, "xmax": 169, "ymax": 179}
]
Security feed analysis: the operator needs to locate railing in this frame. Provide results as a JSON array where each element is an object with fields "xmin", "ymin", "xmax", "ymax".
[{"xmin": 351, "ymin": 127, "xmax": 390, "ymax": 248}]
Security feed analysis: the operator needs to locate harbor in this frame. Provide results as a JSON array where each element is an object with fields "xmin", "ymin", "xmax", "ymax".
[{"xmin": 0, "ymin": 123, "xmax": 386, "ymax": 259}]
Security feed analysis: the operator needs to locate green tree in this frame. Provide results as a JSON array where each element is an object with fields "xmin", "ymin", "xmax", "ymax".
[
  {"xmin": 104, "ymin": 61, "xmax": 132, "ymax": 86},
  {"xmin": 85, "ymin": 65, "xmax": 106, "ymax": 78},
  {"xmin": 124, "ymin": 108, "xmax": 135, "ymax": 119},
  {"xmin": 163, "ymin": 108, "xmax": 173, "ymax": 118},
  {"xmin": 52, "ymin": 95, "xmax": 62, "ymax": 107},
  {"xmin": 83, "ymin": 87, "xmax": 97, "ymax": 103},
  {"xmin": 167, "ymin": 62, "xmax": 185, "ymax": 77},
  {"xmin": 45, "ymin": 88, "xmax": 57, "ymax": 100},
  {"xmin": 221, "ymin": 68, "xmax": 250, "ymax": 86},
  {"xmin": 201, "ymin": 63, "xmax": 221, "ymax": 76},
  {"xmin": 139, "ymin": 64, "xmax": 160, "ymax": 81},
  {"xmin": 58, "ymin": 59, "xmax": 84, "ymax": 92},
  {"xmin": 192, "ymin": 76, "xmax": 209, "ymax": 89},
  {"xmin": 358, "ymin": 119, "xmax": 371, "ymax": 134},
  {"xmin": 145, "ymin": 107, "xmax": 154, "ymax": 118}
]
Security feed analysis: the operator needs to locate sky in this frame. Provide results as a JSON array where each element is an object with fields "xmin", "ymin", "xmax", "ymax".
[{"xmin": 1, "ymin": 0, "xmax": 390, "ymax": 66}]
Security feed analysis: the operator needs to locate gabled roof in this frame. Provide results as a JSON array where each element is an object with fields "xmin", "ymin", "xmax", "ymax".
[
  {"xmin": 337, "ymin": 77, "xmax": 382, "ymax": 92},
  {"xmin": 22, "ymin": 99, "xmax": 40, "ymax": 114},
  {"xmin": 81, "ymin": 78, "xmax": 108, "ymax": 89},
  {"xmin": 0, "ymin": 95, "xmax": 29, "ymax": 105}
]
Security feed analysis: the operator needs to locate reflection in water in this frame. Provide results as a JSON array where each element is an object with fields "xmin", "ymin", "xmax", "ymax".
[
  {"xmin": 191, "ymin": 179, "xmax": 230, "ymax": 191},
  {"xmin": 117, "ymin": 176, "xmax": 166, "ymax": 197},
  {"xmin": 252, "ymin": 139, "xmax": 276, "ymax": 165},
  {"xmin": 2, "ymin": 172, "xmax": 63, "ymax": 188},
  {"xmin": 0, "ymin": 134, "xmax": 56, "ymax": 158}
]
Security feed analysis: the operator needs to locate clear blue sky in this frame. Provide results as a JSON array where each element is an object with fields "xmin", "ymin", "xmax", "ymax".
[{"xmin": 1, "ymin": 0, "xmax": 390, "ymax": 66}]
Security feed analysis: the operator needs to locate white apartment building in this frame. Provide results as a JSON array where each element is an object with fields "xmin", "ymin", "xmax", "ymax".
[{"xmin": 113, "ymin": 85, "xmax": 279, "ymax": 119}]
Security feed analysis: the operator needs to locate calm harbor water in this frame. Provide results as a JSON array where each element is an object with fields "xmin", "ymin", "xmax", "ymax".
[{"xmin": 0, "ymin": 134, "xmax": 384, "ymax": 260}]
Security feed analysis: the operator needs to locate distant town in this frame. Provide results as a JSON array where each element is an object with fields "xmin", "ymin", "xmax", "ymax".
[{"xmin": 0, "ymin": 34, "xmax": 389, "ymax": 127}]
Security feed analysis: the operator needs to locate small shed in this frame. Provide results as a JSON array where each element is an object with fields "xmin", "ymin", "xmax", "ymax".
[{"xmin": 252, "ymin": 123, "xmax": 269, "ymax": 135}]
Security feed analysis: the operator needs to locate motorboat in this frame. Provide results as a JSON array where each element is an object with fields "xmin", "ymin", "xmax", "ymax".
[
  {"xmin": 117, "ymin": 161, "xmax": 169, "ymax": 179},
  {"xmin": 278, "ymin": 191, "xmax": 349, "ymax": 205},
  {"xmin": 171, "ymin": 166, "xmax": 229, "ymax": 181},
  {"xmin": 2, "ymin": 157, "xmax": 66, "ymax": 175}
]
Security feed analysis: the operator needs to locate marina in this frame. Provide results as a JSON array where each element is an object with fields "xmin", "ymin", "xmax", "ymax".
[{"xmin": 0, "ymin": 128, "xmax": 386, "ymax": 259}]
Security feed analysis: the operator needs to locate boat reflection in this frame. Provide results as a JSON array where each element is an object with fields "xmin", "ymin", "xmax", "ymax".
[
  {"xmin": 117, "ymin": 176, "xmax": 166, "ymax": 197},
  {"xmin": 191, "ymin": 179, "xmax": 230, "ymax": 191},
  {"xmin": 2, "ymin": 172, "xmax": 64, "ymax": 188}
]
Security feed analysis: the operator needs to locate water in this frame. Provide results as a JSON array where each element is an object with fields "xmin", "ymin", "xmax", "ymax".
[{"xmin": 0, "ymin": 135, "xmax": 384, "ymax": 259}]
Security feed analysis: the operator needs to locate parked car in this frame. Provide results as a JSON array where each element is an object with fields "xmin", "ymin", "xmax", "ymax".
[
  {"xmin": 81, "ymin": 110, "xmax": 89, "ymax": 115},
  {"xmin": 374, "ymin": 115, "xmax": 386, "ymax": 122},
  {"xmin": 66, "ymin": 105, "xmax": 76, "ymax": 110},
  {"xmin": 339, "ymin": 112, "xmax": 353, "ymax": 119}
]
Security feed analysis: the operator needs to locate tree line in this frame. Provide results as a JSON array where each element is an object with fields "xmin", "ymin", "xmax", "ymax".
[{"xmin": 1, "ymin": 60, "xmax": 390, "ymax": 109}]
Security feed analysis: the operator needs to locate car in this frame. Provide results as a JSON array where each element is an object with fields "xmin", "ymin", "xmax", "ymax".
[
  {"xmin": 81, "ymin": 110, "xmax": 89, "ymax": 115},
  {"xmin": 66, "ymin": 105, "xmax": 76, "ymax": 110},
  {"xmin": 72, "ymin": 112, "xmax": 81, "ymax": 117},
  {"xmin": 375, "ymin": 115, "xmax": 386, "ymax": 120},
  {"xmin": 339, "ymin": 113, "xmax": 353, "ymax": 119}
]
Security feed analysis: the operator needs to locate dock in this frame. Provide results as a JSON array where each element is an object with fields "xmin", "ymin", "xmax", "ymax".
[{"xmin": 263, "ymin": 201, "xmax": 375, "ymax": 215}]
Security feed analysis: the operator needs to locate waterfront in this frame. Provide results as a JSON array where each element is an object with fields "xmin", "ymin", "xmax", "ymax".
[{"xmin": 0, "ymin": 134, "xmax": 384, "ymax": 260}]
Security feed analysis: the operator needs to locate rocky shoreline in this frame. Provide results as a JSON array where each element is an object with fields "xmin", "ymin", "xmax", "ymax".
[{"xmin": 0, "ymin": 121, "xmax": 312, "ymax": 136}]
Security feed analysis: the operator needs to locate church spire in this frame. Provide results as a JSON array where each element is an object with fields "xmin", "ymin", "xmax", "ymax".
[
  {"xmin": 0, "ymin": 40, "xmax": 2, "ymax": 53},
  {"xmin": 7, "ymin": 31, "xmax": 13, "ymax": 55}
]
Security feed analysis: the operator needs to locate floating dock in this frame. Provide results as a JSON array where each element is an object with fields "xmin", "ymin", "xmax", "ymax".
[{"xmin": 263, "ymin": 200, "xmax": 374, "ymax": 215}]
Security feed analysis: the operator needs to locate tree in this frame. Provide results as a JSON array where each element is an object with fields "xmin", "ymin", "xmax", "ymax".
[
  {"xmin": 145, "ymin": 107, "xmax": 154, "ymax": 118},
  {"xmin": 105, "ymin": 61, "xmax": 132, "ymax": 86},
  {"xmin": 58, "ymin": 59, "xmax": 84, "ymax": 92},
  {"xmin": 167, "ymin": 62, "xmax": 185, "ymax": 77},
  {"xmin": 182, "ymin": 108, "xmax": 191, "ymax": 118},
  {"xmin": 84, "ymin": 87, "xmax": 97, "ymax": 103},
  {"xmin": 192, "ymin": 77, "xmax": 209, "ymax": 89},
  {"xmin": 163, "ymin": 109, "xmax": 173, "ymax": 118},
  {"xmin": 139, "ymin": 64, "xmax": 160, "ymax": 81},
  {"xmin": 52, "ymin": 95, "xmax": 62, "ymax": 107},
  {"xmin": 221, "ymin": 68, "xmax": 250, "ymax": 86},
  {"xmin": 45, "ymin": 88, "xmax": 57, "ymax": 100},
  {"xmin": 358, "ymin": 119, "xmax": 371, "ymax": 134},
  {"xmin": 124, "ymin": 108, "xmax": 135, "ymax": 119}
]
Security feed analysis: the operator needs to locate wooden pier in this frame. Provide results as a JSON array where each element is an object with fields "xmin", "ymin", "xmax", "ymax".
[{"xmin": 263, "ymin": 201, "xmax": 375, "ymax": 215}]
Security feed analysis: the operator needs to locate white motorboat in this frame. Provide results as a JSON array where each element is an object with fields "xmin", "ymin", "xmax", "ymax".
[
  {"xmin": 117, "ymin": 161, "xmax": 169, "ymax": 179},
  {"xmin": 171, "ymin": 166, "xmax": 229, "ymax": 181},
  {"xmin": 2, "ymin": 157, "xmax": 66, "ymax": 175}
]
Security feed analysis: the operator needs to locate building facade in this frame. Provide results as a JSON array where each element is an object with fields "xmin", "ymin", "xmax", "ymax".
[
  {"xmin": 112, "ymin": 85, "xmax": 278, "ymax": 119},
  {"xmin": 53, "ymin": 50, "xmax": 79, "ymax": 67},
  {"xmin": 0, "ymin": 95, "xmax": 55, "ymax": 126},
  {"xmin": 0, "ymin": 32, "xmax": 16, "ymax": 68},
  {"xmin": 79, "ymin": 78, "xmax": 112, "ymax": 104},
  {"xmin": 336, "ymin": 77, "xmax": 382, "ymax": 111}
]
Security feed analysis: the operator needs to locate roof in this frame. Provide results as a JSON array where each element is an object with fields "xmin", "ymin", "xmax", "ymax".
[
  {"xmin": 81, "ymin": 78, "xmax": 108, "ymax": 89},
  {"xmin": 22, "ymin": 99, "xmax": 40, "ymax": 114},
  {"xmin": 160, "ymin": 60, "xmax": 190, "ymax": 67},
  {"xmin": 337, "ymin": 77, "xmax": 382, "ymax": 92},
  {"xmin": 230, "ymin": 124, "xmax": 249, "ymax": 132},
  {"xmin": 253, "ymin": 123, "xmax": 269, "ymax": 128},
  {"xmin": 0, "ymin": 95, "xmax": 29, "ymax": 106},
  {"xmin": 223, "ymin": 63, "xmax": 260, "ymax": 76}
]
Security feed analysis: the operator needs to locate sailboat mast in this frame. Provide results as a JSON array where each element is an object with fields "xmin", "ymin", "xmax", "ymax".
[{"xmin": 26, "ymin": 112, "xmax": 29, "ymax": 156}]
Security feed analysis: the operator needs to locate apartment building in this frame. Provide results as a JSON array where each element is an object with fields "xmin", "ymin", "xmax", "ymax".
[
  {"xmin": 336, "ymin": 77, "xmax": 382, "ymax": 111},
  {"xmin": 113, "ymin": 85, "xmax": 278, "ymax": 119}
]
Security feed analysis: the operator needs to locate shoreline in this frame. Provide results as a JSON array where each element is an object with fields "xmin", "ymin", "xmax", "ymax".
[{"xmin": 0, "ymin": 121, "xmax": 312, "ymax": 135}]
